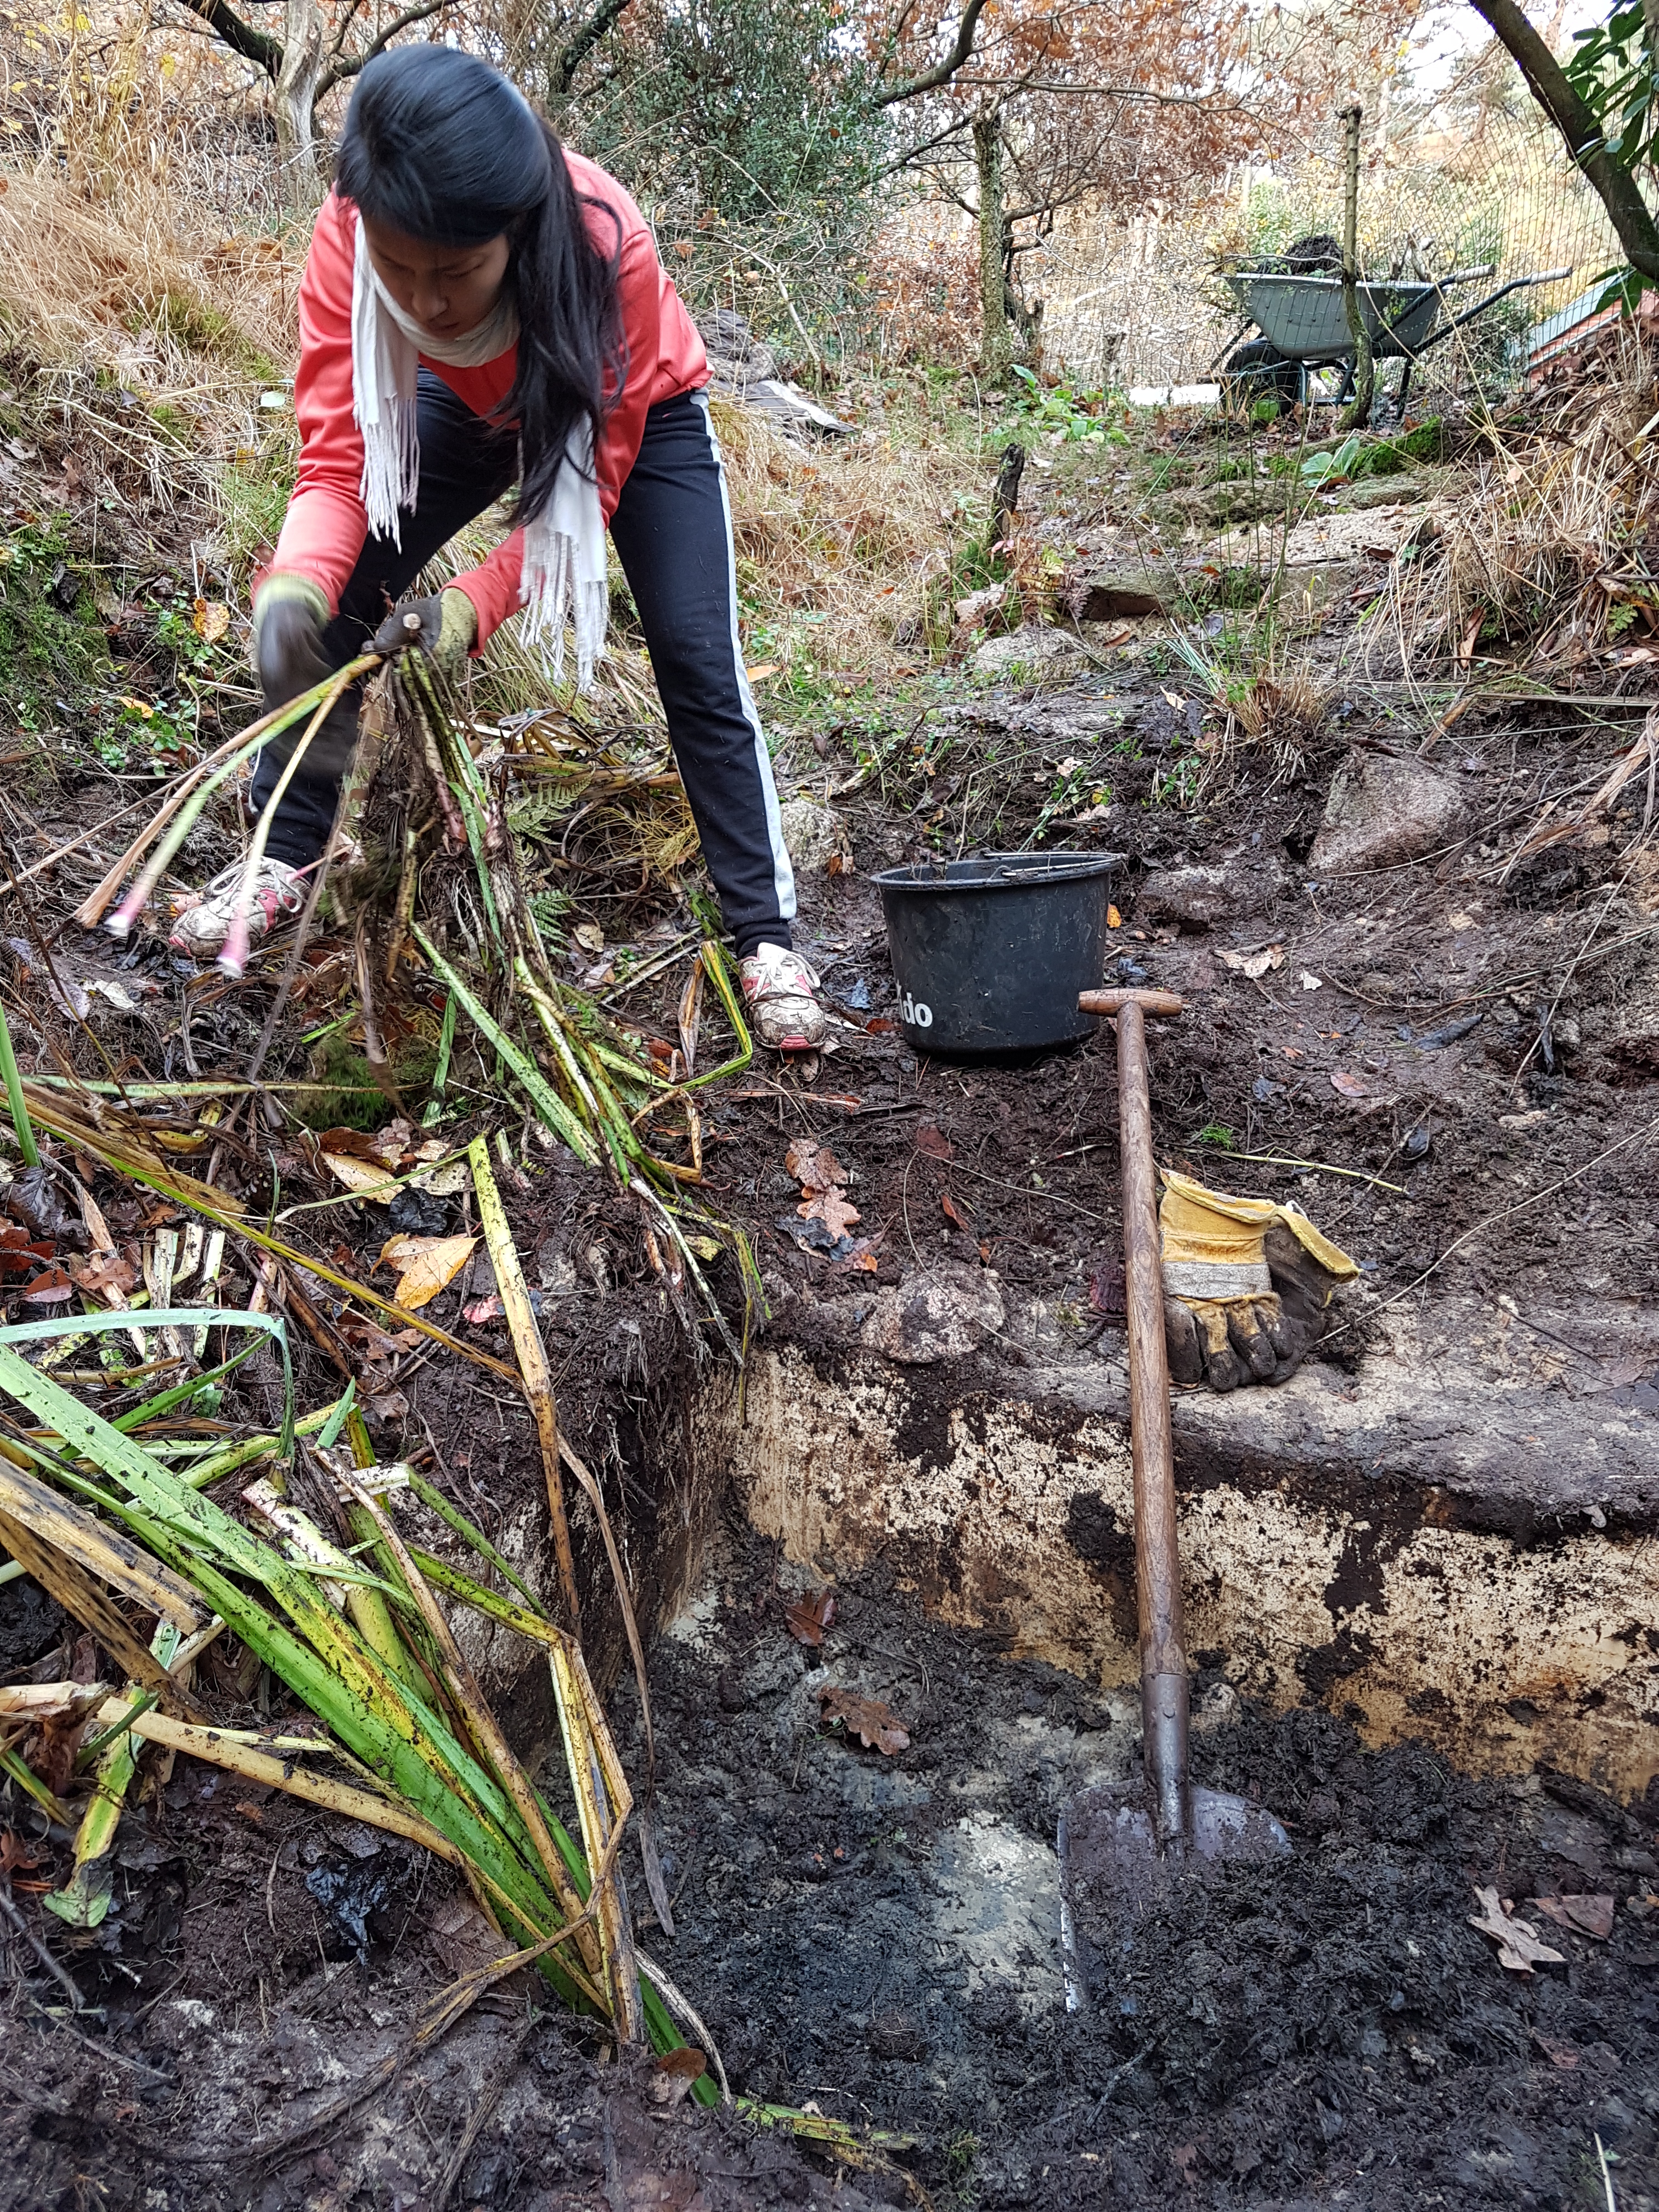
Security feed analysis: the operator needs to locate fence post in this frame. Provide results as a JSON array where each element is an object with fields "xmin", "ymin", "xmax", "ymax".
[{"xmin": 1339, "ymin": 103, "xmax": 1376, "ymax": 431}]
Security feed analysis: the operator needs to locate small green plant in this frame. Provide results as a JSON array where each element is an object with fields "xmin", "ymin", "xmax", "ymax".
[
  {"xmin": 1008, "ymin": 364, "xmax": 1127, "ymax": 446},
  {"xmin": 945, "ymin": 2130, "xmax": 981, "ymax": 2188},
  {"xmin": 1149, "ymin": 758, "xmax": 1200, "ymax": 806},
  {"xmin": 1194, "ymin": 1122, "xmax": 1237, "ymax": 1149}
]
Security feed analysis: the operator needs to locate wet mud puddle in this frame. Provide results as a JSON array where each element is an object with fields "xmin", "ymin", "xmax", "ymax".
[{"xmin": 627, "ymin": 1534, "xmax": 1659, "ymax": 2209}]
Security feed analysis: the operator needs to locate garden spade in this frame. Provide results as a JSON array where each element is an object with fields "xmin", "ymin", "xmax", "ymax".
[{"xmin": 1062, "ymin": 989, "xmax": 1286, "ymax": 1962}]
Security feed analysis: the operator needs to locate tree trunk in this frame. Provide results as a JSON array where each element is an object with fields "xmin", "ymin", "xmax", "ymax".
[
  {"xmin": 1467, "ymin": 0, "xmax": 1659, "ymax": 281},
  {"xmin": 275, "ymin": 0, "xmax": 325, "ymax": 187},
  {"xmin": 974, "ymin": 113, "xmax": 1013, "ymax": 386}
]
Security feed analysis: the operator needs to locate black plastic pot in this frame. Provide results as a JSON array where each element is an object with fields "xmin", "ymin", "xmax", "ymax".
[{"xmin": 872, "ymin": 850, "xmax": 1125, "ymax": 1057}]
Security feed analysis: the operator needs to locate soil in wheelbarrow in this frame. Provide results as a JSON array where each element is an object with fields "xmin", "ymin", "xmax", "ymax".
[{"xmin": 628, "ymin": 1527, "xmax": 1659, "ymax": 2210}]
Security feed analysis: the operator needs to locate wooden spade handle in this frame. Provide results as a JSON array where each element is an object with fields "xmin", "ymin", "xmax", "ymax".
[
  {"xmin": 1077, "ymin": 988, "xmax": 1186, "ymax": 1018},
  {"xmin": 1112, "ymin": 995, "xmax": 1192, "ymax": 1857}
]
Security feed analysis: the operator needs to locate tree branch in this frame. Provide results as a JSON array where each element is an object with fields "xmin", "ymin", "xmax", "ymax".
[
  {"xmin": 1467, "ymin": 0, "xmax": 1659, "ymax": 280},
  {"xmin": 549, "ymin": 0, "xmax": 636, "ymax": 99},
  {"xmin": 872, "ymin": 0, "xmax": 992, "ymax": 107},
  {"xmin": 319, "ymin": 0, "xmax": 452, "ymax": 93},
  {"xmin": 326, "ymin": 0, "xmax": 367, "ymax": 64},
  {"xmin": 876, "ymin": 112, "xmax": 976, "ymax": 177},
  {"xmin": 169, "ymin": 0, "xmax": 281, "ymax": 81}
]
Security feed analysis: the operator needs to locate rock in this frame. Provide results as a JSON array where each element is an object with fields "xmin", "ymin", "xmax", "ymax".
[
  {"xmin": 697, "ymin": 309, "xmax": 854, "ymax": 436},
  {"xmin": 1310, "ymin": 751, "xmax": 1466, "ymax": 874},
  {"xmin": 859, "ymin": 1262, "xmax": 1006, "ymax": 1364},
  {"xmin": 698, "ymin": 307, "xmax": 781, "ymax": 391},
  {"xmin": 777, "ymin": 795, "xmax": 851, "ymax": 872},
  {"xmin": 1138, "ymin": 853, "xmax": 1282, "ymax": 926},
  {"xmin": 1060, "ymin": 559, "xmax": 1177, "ymax": 621},
  {"xmin": 970, "ymin": 624, "xmax": 1086, "ymax": 679}
]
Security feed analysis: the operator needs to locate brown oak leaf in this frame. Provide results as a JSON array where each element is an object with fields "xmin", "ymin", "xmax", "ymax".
[
  {"xmin": 786, "ymin": 1139, "xmax": 844, "ymax": 1191},
  {"xmin": 800, "ymin": 1186, "xmax": 860, "ymax": 1240},
  {"xmin": 819, "ymin": 1685, "xmax": 910, "ymax": 1756}
]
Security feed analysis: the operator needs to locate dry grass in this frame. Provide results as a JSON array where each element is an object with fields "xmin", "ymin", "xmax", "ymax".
[
  {"xmin": 1380, "ymin": 329, "xmax": 1659, "ymax": 682},
  {"xmin": 708, "ymin": 394, "xmax": 988, "ymax": 678}
]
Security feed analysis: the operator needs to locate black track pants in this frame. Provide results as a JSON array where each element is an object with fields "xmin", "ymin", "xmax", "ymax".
[{"xmin": 252, "ymin": 378, "xmax": 795, "ymax": 957}]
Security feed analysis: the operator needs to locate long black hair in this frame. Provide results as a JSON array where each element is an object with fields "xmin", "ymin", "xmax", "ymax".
[{"xmin": 336, "ymin": 47, "xmax": 625, "ymax": 526}]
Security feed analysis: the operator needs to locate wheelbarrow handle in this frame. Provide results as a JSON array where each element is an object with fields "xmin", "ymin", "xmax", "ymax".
[{"xmin": 1410, "ymin": 267, "xmax": 1575, "ymax": 356}]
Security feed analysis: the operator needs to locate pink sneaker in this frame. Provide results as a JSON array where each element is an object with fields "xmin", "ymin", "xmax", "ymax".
[
  {"xmin": 739, "ymin": 943, "xmax": 827, "ymax": 1052},
  {"xmin": 170, "ymin": 857, "xmax": 306, "ymax": 960}
]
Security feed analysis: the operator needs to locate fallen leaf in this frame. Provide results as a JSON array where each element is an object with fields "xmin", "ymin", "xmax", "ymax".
[
  {"xmin": 192, "ymin": 597, "xmax": 230, "ymax": 644},
  {"xmin": 744, "ymin": 662, "xmax": 781, "ymax": 681},
  {"xmin": 866, "ymin": 1017, "xmax": 897, "ymax": 1034},
  {"xmin": 940, "ymin": 1191, "xmax": 974, "ymax": 1232},
  {"xmin": 785, "ymin": 1139, "xmax": 844, "ymax": 1189},
  {"xmin": 1530, "ymin": 2028, "xmax": 1579, "ymax": 2069},
  {"xmin": 831, "ymin": 1239, "xmax": 880, "ymax": 1274},
  {"xmin": 1160, "ymin": 688, "xmax": 1186, "ymax": 712},
  {"xmin": 1089, "ymin": 1260, "xmax": 1126, "ymax": 1318},
  {"xmin": 1107, "ymin": 904, "xmax": 1121, "ymax": 928},
  {"xmin": 1218, "ymin": 944, "xmax": 1284, "ymax": 980},
  {"xmin": 573, "ymin": 921, "xmax": 606, "ymax": 953},
  {"xmin": 67, "ymin": 1251, "xmax": 139, "ymax": 1298},
  {"xmin": 84, "ymin": 978, "xmax": 145, "ymax": 1014},
  {"xmin": 322, "ymin": 1153, "xmax": 399, "ymax": 1203},
  {"xmin": 785, "ymin": 1588, "xmax": 837, "ymax": 1647},
  {"xmin": 1447, "ymin": 911, "xmax": 1476, "ymax": 932},
  {"xmin": 1300, "ymin": 971, "xmax": 1323, "ymax": 991},
  {"xmin": 819, "ymin": 1685, "xmax": 910, "ymax": 1756},
  {"xmin": 915, "ymin": 1122, "xmax": 954, "ymax": 1163},
  {"xmin": 1530, "ymin": 1893, "xmax": 1615, "ymax": 1941},
  {"xmin": 409, "ymin": 1159, "xmax": 469, "ymax": 1199},
  {"xmin": 1329, "ymin": 1070, "xmax": 1369, "ymax": 1099},
  {"xmin": 376, "ymin": 1232, "xmax": 476, "ymax": 1311},
  {"xmin": 21, "ymin": 1266, "xmax": 74, "ymax": 1305},
  {"xmin": 1469, "ymin": 1885, "xmax": 1566, "ymax": 1974},
  {"xmin": 3, "ymin": 1164, "xmax": 79, "ymax": 1246},
  {"xmin": 651, "ymin": 2046, "xmax": 708, "ymax": 2106},
  {"xmin": 800, "ymin": 1186, "xmax": 861, "ymax": 1240}
]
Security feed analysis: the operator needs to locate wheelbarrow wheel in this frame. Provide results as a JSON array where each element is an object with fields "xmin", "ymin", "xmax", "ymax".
[{"xmin": 1222, "ymin": 338, "xmax": 1301, "ymax": 417}]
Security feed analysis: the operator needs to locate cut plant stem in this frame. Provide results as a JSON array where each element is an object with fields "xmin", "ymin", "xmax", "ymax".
[{"xmin": 468, "ymin": 1136, "xmax": 579, "ymax": 1627}]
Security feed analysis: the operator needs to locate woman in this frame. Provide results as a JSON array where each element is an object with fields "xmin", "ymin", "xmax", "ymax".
[{"xmin": 173, "ymin": 45, "xmax": 824, "ymax": 1052}]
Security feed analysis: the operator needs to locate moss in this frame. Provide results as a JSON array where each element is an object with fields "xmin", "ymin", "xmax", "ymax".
[
  {"xmin": 290, "ymin": 1034, "xmax": 393, "ymax": 1132},
  {"xmin": 0, "ymin": 515, "xmax": 114, "ymax": 743},
  {"xmin": 1396, "ymin": 416, "xmax": 1448, "ymax": 464}
]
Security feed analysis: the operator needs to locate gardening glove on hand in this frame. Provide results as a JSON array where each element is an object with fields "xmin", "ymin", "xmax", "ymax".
[
  {"xmin": 1159, "ymin": 1169, "xmax": 1358, "ymax": 1391},
  {"xmin": 373, "ymin": 589, "xmax": 478, "ymax": 685},
  {"xmin": 253, "ymin": 573, "xmax": 331, "ymax": 707}
]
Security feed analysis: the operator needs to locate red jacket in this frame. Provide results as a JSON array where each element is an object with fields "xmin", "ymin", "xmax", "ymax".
[{"xmin": 269, "ymin": 153, "xmax": 708, "ymax": 646}]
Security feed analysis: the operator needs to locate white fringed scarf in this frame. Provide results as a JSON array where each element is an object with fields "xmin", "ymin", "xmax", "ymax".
[{"xmin": 349, "ymin": 214, "xmax": 608, "ymax": 689}]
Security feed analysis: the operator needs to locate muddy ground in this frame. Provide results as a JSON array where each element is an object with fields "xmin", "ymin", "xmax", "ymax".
[
  {"xmin": 637, "ymin": 1527, "xmax": 1659, "ymax": 2209},
  {"xmin": 5, "ymin": 403, "xmax": 1659, "ymax": 2206}
]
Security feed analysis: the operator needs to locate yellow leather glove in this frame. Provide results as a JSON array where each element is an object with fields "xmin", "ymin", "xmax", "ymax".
[{"xmin": 1159, "ymin": 1170, "xmax": 1358, "ymax": 1391}]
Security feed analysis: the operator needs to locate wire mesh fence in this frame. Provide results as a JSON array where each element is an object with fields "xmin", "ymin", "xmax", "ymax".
[{"xmin": 1028, "ymin": 96, "xmax": 1621, "ymax": 410}]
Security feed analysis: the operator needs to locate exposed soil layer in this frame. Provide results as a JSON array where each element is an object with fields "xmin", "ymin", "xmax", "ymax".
[{"xmin": 635, "ymin": 1530, "xmax": 1659, "ymax": 2209}]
